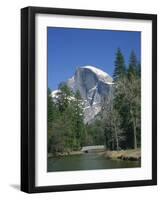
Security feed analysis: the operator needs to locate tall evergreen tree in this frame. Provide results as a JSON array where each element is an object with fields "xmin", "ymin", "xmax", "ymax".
[
  {"xmin": 102, "ymin": 92, "xmax": 124, "ymax": 150},
  {"xmin": 47, "ymin": 88, "xmax": 54, "ymax": 132},
  {"xmin": 113, "ymin": 48, "xmax": 126, "ymax": 81},
  {"xmin": 123, "ymin": 76, "xmax": 141, "ymax": 149},
  {"xmin": 49, "ymin": 85, "xmax": 86, "ymax": 152},
  {"xmin": 111, "ymin": 49, "xmax": 141, "ymax": 150},
  {"xmin": 137, "ymin": 63, "xmax": 141, "ymax": 77},
  {"xmin": 128, "ymin": 50, "xmax": 138, "ymax": 78},
  {"xmin": 47, "ymin": 88, "xmax": 60, "ymax": 153},
  {"xmin": 71, "ymin": 90, "xmax": 85, "ymax": 149},
  {"xmin": 56, "ymin": 84, "xmax": 73, "ymax": 113},
  {"xmin": 126, "ymin": 51, "xmax": 141, "ymax": 148},
  {"xmin": 114, "ymin": 50, "xmax": 141, "ymax": 149},
  {"xmin": 113, "ymin": 49, "xmax": 128, "ymax": 129}
]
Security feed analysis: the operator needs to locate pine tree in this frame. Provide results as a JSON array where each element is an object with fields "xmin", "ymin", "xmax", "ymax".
[
  {"xmin": 137, "ymin": 63, "xmax": 141, "ymax": 77},
  {"xmin": 113, "ymin": 48, "xmax": 126, "ymax": 81},
  {"xmin": 47, "ymin": 88, "xmax": 54, "ymax": 132},
  {"xmin": 50, "ymin": 85, "xmax": 86, "ymax": 152},
  {"xmin": 56, "ymin": 84, "xmax": 73, "ymax": 113},
  {"xmin": 112, "ymin": 49, "xmax": 141, "ymax": 150},
  {"xmin": 123, "ymin": 76, "xmax": 141, "ymax": 149},
  {"xmin": 71, "ymin": 90, "xmax": 85, "ymax": 149},
  {"xmin": 113, "ymin": 49, "xmax": 128, "ymax": 130},
  {"xmin": 47, "ymin": 88, "xmax": 58, "ymax": 153},
  {"xmin": 126, "ymin": 51, "xmax": 141, "ymax": 149},
  {"xmin": 114, "ymin": 50, "xmax": 141, "ymax": 149},
  {"xmin": 128, "ymin": 50, "xmax": 138, "ymax": 78},
  {"xmin": 103, "ymin": 92, "xmax": 124, "ymax": 150}
]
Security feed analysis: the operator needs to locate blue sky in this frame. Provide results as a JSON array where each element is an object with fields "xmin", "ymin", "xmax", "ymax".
[{"xmin": 48, "ymin": 27, "xmax": 141, "ymax": 90}]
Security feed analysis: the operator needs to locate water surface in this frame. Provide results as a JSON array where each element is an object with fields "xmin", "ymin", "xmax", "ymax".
[{"xmin": 47, "ymin": 152, "xmax": 140, "ymax": 172}]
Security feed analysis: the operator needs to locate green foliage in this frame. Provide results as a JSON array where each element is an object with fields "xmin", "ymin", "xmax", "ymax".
[
  {"xmin": 56, "ymin": 84, "xmax": 73, "ymax": 113},
  {"xmin": 137, "ymin": 63, "xmax": 141, "ymax": 77},
  {"xmin": 47, "ymin": 85, "xmax": 86, "ymax": 154},
  {"xmin": 114, "ymin": 75, "xmax": 140, "ymax": 149},
  {"xmin": 71, "ymin": 90, "xmax": 85, "ymax": 148},
  {"xmin": 48, "ymin": 88, "xmax": 54, "ymax": 128},
  {"xmin": 48, "ymin": 48, "xmax": 141, "ymax": 154},
  {"xmin": 113, "ymin": 48, "xmax": 126, "ymax": 81},
  {"xmin": 102, "ymin": 91, "xmax": 125, "ymax": 150},
  {"xmin": 97, "ymin": 49, "xmax": 141, "ymax": 150},
  {"xmin": 85, "ymin": 120, "xmax": 105, "ymax": 146},
  {"xmin": 128, "ymin": 50, "xmax": 139, "ymax": 78}
]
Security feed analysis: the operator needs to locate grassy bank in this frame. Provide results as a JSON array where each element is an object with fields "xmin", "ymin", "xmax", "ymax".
[
  {"xmin": 48, "ymin": 149, "xmax": 141, "ymax": 161},
  {"xmin": 100, "ymin": 149, "xmax": 141, "ymax": 161}
]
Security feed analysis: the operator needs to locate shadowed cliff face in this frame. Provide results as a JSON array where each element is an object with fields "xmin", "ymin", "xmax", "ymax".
[{"xmin": 66, "ymin": 66, "xmax": 113, "ymax": 123}]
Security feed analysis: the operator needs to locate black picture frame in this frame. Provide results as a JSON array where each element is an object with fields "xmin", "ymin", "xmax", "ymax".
[{"xmin": 21, "ymin": 6, "xmax": 157, "ymax": 193}]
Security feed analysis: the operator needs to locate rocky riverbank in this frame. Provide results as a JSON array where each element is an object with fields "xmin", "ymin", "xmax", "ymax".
[{"xmin": 99, "ymin": 149, "xmax": 141, "ymax": 161}]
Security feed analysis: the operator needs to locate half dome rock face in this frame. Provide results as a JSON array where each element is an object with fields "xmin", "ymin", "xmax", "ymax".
[
  {"xmin": 67, "ymin": 66, "xmax": 113, "ymax": 123},
  {"xmin": 52, "ymin": 66, "xmax": 114, "ymax": 123}
]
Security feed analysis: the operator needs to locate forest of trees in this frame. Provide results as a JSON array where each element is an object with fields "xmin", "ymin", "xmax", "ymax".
[
  {"xmin": 102, "ymin": 49, "xmax": 141, "ymax": 151},
  {"xmin": 48, "ymin": 85, "xmax": 86, "ymax": 154},
  {"xmin": 48, "ymin": 48, "xmax": 141, "ymax": 155}
]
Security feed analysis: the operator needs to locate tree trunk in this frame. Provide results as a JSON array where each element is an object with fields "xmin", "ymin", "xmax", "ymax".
[
  {"xmin": 112, "ymin": 139, "xmax": 114, "ymax": 150},
  {"xmin": 133, "ymin": 118, "xmax": 137, "ymax": 149},
  {"xmin": 114, "ymin": 126, "xmax": 119, "ymax": 150}
]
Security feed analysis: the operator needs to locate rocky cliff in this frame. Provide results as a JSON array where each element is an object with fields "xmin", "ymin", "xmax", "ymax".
[{"xmin": 52, "ymin": 66, "xmax": 113, "ymax": 123}]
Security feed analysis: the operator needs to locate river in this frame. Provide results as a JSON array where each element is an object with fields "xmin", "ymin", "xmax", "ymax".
[{"xmin": 47, "ymin": 152, "xmax": 140, "ymax": 172}]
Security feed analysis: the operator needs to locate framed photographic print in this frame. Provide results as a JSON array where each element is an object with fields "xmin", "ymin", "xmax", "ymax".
[{"xmin": 21, "ymin": 6, "xmax": 157, "ymax": 193}]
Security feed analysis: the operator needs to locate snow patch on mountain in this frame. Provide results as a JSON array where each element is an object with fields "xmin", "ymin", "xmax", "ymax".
[
  {"xmin": 81, "ymin": 65, "xmax": 113, "ymax": 84},
  {"xmin": 51, "ymin": 90, "xmax": 60, "ymax": 98}
]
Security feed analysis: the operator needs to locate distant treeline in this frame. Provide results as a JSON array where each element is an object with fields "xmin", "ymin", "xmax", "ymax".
[{"xmin": 48, "ymin": 48, "xmax": 141, "ymax": 154}]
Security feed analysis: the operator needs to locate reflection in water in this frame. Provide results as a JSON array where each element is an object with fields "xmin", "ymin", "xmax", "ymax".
[{"xmin": 47, "ymin": 153, "xmax": 140, "ymax": 172}]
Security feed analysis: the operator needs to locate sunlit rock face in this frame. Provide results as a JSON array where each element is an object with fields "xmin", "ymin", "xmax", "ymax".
[
  {"xmin": 66, "ymin": 66, "xmax": 114, "ymax": 123},
  {"xmin": 52, "ymin": 66, "xmax": 113, "ymax": 123}
]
